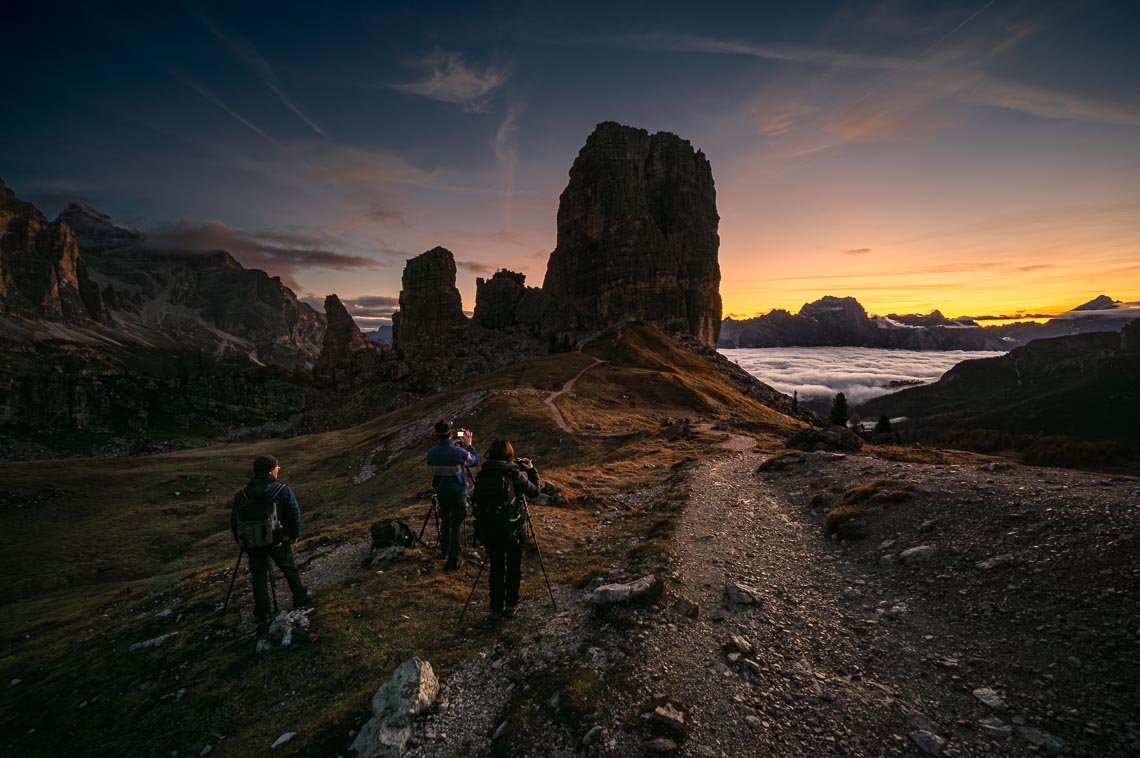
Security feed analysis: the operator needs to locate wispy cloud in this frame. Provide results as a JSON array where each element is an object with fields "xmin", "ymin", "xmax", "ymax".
[
  {"xmin": 752, "ymin": 102, "xmax": 818, "ymax": 136},
  {"xmin": 390, "ymin": 50, "xmax": 508, "ymax": 111},
  {"xmin": 493, "ymin": 102, "xmax": 526, "ymax": 226},
  {"xmin": 144, "ymin": 219, "xmax": 380, "ymax": 289},
  {"xmin": 842, "ymin": 247, "xmax": 872, "ymax": 255},
  {"xmin": 616, "ymin": 32, "xmax": 898, "ymax": 70},
  {"xmin": 457, "ymin": 260, "xmax": 496, "ymax": 276},
  {"xmin": 192, "ymin": 10, "xmax": 326, "ymax": 137}
]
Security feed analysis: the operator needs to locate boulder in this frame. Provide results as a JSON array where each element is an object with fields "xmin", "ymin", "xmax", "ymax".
[
  {"xmin": 725, "ymin": 581, "xmax": 761, "ymax": 605},
  {"xmin": 351, "ymin": 657, "xmax": 439, "ymax": 757},
  {"xmin": 899, "ymin": 545, "xmax": 937, "ymax": 562},
  {"xmin": 473, "ymin": 269, "xmax": 528, "ymax": 329},
  {"xmin": 591, "ymin": 574, "xmax": 657, "ymax": 605},
  {"xmin": 541, "ymin": 122, "xmax": 722, "ymax": 347}
]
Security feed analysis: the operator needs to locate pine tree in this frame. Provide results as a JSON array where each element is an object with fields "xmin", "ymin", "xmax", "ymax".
[
  {"xmin": 791, "ymin": 390, "xmax": 798, "ymax": 413},
  {"xmin": 828, "ymin": 392, "xmax": 849, "ymax": 427},
  {"xmin": 874, "ymin": 414, "xmax": 893, "ymax": 434}
]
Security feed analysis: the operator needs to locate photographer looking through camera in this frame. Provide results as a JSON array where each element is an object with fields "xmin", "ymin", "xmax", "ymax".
[{"xmin": 426, "ymin": 420, "xmax": 479, "ymax": 571}]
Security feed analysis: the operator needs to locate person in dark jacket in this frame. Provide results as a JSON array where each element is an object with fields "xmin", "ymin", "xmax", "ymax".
[
  {"xmin": 231, "ymin": 454, "xmax": 312, "ymax": 624},
  {"xmin": 426, "ymin": 421, "xmax": 480, "ymax": 571},
  {"xmin": 473, "ymin": 439, "xmax": 541, "ymax": 618}
]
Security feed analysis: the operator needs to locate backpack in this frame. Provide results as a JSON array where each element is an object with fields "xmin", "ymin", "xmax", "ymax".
[
  {"xmin": 235, "ymin": 483, "xmax": 285, "ymax": 549},
  {"xmin": 471, "ymin": 469, "xmax": 520, "ymax": 545},
  {"xmin": 369, "ymin": 519, "xmax": 415, "ymax": 549}
]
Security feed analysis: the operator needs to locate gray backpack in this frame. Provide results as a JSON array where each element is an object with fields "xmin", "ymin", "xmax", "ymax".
[{"xmin": 235, "ymin": 484, "xmax": 285, "ymax": 549}]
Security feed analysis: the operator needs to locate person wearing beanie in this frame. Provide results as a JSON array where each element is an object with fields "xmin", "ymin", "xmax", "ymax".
[
  {"xmin": 426, "ymin": 420, "xmax": 480, "ymax": 571},
  {"xmin": 230, "ymin": 453, "xmax": 312, "ymax": 625}
]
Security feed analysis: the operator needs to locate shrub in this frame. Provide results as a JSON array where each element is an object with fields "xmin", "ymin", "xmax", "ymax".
[{"xmin": 824, "ymin": 505, "xmax": 867, "ymax": 540}]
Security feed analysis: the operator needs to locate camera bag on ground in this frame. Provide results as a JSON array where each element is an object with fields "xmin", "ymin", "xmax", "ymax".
[
  {"xmin": 235, "ymin": 483, "xmax": 285, "ymax": 549},
  {"xmin": 361, "ymin": 519, "xmax": 414, "ymax": 567},
  {"xmin": 471, "ymin": 469, "xmax": 520, "ymax": 545}
]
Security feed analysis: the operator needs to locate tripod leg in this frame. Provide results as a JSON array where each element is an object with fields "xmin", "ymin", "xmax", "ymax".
[
  {"xmin": 222, "ymin": 548, "xmax": 244, "ymax": 611},
  {"xmin": 417, "ymin": 497, "xmax": 435, "ymax": 546},
  {"xmin": 458, "ymin": 559, "xmax": 485, "ymax": 624},
  {"xmin": 268, "ymin": 558, "xmax": 279, "ymax": 616},
  {"xmin": 524, "ymin": 506, "xmax": 557, "ymax": 610}
]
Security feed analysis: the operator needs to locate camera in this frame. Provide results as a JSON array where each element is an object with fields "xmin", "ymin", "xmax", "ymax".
[{"xmin": 455, "ymin": 428, "xmax": 472, "ymax": 443}]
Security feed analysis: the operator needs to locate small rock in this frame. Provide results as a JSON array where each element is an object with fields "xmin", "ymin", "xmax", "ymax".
[
  {"xmin": 899, "ymin": 545, "xmax": 937, "ymax": 562},
  {"xmin": 199, "ymin": 746, "xmax": 213, "ymax": 757},
  {"xmin": 650, "ymin": 703, "xmax": 686, "ymax": 733},
  {"xmin": 727, "ymin": 634, "xmax": 753, "ymax": 655},
  {"xmin": 908, "ymin": 712, "xmax": 934, "ymax": 731},
  {"xmin": 591, "ymin": 575, "xmax": 657, "ymax": 605},
  {"xmin": 582, "ymin": 725, "xmax": 604, "ymax": 746},
  {"xmin": 271, "ymin": 732, "xmax": 296, "ymax": 750},
  {"xmin": 978, "ymin": 717, "xmax": 1011, "ymax": 739},
  {"xmin": 879, "ymin": 554, "xmax": 897, "ymax": 569},
  {"xmin": 1017, "ymin": 726, "xmax": 1064, "ymax": 754},
  {"xmin": 744, "ymin": 715, "xmax": 763, "ymax": 728},
  {"xmin": 670, "ymin": 597, "xmax": 700, "ymax": 619},
  {"xmin": 492, "ymin": 721, "xmax": 508, "ymax": 740},
  {"xmin": 9, "ymin": 679, "xmax": 21, "ymax": 687},
  {"xmin": 1067, "ymin": 656, "xmax": 1082, "ymax": 668},
  {"xmin": 909, "ymin": 730, "xmax": 946, "ymax": 755},
  {"xmin": 972, "ymin": 687, "xmax": 1005, "ymax": 710},
  {"xmin": 724, "ymin": 581, "xmax": 760, "ymax": 605},
  {"xmin": 256, "ymin": 639, "xmax": 272, "ymax": 653},
  {"xmin": 129, "ymin": 633, "xmax": 177, "ymax": 652},
  {"xmin": 976, "ymin": 554, "xmax": 1014, "ymax": 570},
  {"xmin": 156, "ymin": 609, "xmax": 174, "ymax": 618},
  {"xmin": 644, "ymin": 737, "xmax": 678, "ymax": 753}
]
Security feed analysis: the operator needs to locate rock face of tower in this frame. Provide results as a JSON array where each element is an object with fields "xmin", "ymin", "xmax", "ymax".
[
  {"xmin": 541, "ymin": 121, "xmax": 722, "ymax": 347},
  {"xmin": 314, "ymin": 294, "xmax": 386, "ymax": 382},
  {"xmin": 391, "ymin": 247, "xmax": 467, "ymax": 357}
]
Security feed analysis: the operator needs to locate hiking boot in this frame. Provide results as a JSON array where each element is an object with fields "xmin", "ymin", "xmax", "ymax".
[
  {"xmin": 293, "ymin": 592, "xmax": 314, "ymax": 607},
  {"xmin": 501, "ymin": 604, "xmax": 518, "ymax": 619},
  {"xmin": 443, "ymin": 558, "xmax": 459, "ymax": 572}
]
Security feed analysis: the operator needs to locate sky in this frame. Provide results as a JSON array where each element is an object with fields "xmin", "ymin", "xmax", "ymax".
[{"xmin": 3, "ymin": 0, "xmax": 1139, "ymax": 330}]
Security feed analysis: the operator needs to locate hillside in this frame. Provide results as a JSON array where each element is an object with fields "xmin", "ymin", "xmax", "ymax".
[
  {"xmin": 859, "ymin": 321, "xmax": 1140, "ymax": 455},
  {"xmin": 0, "ymin": 324, "xmax": 798, "ymax": 756}
]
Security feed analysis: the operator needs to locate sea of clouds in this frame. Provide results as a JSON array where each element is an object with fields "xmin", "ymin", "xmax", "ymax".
[{"xmin": 721, "ymin": 347, "xmax": 1006, "ymax": 409}]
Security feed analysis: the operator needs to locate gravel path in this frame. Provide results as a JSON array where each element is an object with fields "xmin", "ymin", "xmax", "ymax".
[{"xmin": 623, "ymin": 441, "xmax": 1138, "ymax": 756}]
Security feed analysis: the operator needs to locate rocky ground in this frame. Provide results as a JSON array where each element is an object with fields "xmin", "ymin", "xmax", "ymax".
[{"xmin": 401, "ymin": 433, "xmax": 1138, "ymax": 757}]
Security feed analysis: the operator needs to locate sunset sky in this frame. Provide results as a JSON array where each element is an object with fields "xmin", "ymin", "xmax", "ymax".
[{"xmin": 4, "ymin": 1, "xmax": 1138, "ymax": 329}]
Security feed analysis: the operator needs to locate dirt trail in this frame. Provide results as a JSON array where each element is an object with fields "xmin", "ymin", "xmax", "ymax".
[{"xmin": 625, "ymin": 440, "xmax": 1097, "ymax": 756}]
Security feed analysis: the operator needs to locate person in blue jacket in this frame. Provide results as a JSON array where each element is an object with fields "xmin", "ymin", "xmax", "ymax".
[{"xmin": 426, "ymin": 421, "xmax": 479, "ymax": 570}]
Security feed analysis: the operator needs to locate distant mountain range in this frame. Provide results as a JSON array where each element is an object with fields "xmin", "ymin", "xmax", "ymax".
[{"xmin": 719, "ymin": 295, "xmax": 1140, "ymax": 351}]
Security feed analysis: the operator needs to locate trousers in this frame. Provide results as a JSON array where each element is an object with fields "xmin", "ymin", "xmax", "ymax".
[
  {"xmin": 486, "ymin": 526, "xmax": 524, "ymax": 613},
  {"xmin": 247, "ymin": 541, "xmax": 306, "ymax": 621},
  {"xmin": 436, "ymin": 491, "xmax": 467, "ymax": 563}
]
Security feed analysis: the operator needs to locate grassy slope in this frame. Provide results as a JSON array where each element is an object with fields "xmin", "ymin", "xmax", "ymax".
[{"xmin": 0, "ymin": 325, "xmax": 800, "ymax": 757}]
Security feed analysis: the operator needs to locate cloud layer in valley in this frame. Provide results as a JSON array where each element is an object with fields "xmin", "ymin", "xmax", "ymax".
[{"xmin": 722, "ymin": 347, "xmax": 1005, "ymax": 409}]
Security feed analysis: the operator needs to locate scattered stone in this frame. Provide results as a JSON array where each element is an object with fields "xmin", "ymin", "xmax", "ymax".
[
  {"xmin": 724, "ymin": 581, "xmax": 760, "ymax": 605},
  {"xmin": 1067, "ymin": 656, "xmax": 1082, "ymax": 668},
  {"xmin": 255, "ymin": 640, "xmax": 272, "ymax": 653},
  {"xmin": 129, "ymin": 633, "xmax": 177, "ymax": 652},
  {"xmin": 670, "ymin": 597, "xmax": 700, "ymax": 619},
  {"xmin": 978, "ymin": 717, "xmax": 1012, "ymax": 738},
  {"xmin": 899, "ymin": 545, "xmax": 937, "ymax": 562},
  {"xmin": 744, "ymin": 715, "xmax": 764, "ymax": 728},
  {"xmin": 352, "ymin": 658, "xmax": 438, "ymax": 758},
  {"xmin": 10, "ymin": 679, "xmax": 21, "ymax": 687},
  {"xmin": 591, "ymin": 574, "xmax": 657, "ymax": 605},
  {"xmin": 909, "ymin": 730, "xmax": 946, "ymax": 755},
  {"xmin": 268, "ymin": 608, "xmax": 314, "ymax": 647},
  {"xmin": 727, "ymin": 634, "xmax": 753, "ymax": 655},
  {"xmin": 976, "ymin": 554, "xmax": 1014, "ymax": 570},
  {"xmin": 1017, "ymin": 726, "xmax": 1065, "ymax": 754},
  {"xmin": 271, "ymin": 732, "xmax": 296, "ymax": 750},
  {"xmin": 907, "ymin": 712, "xmax": 934, "ymax": 731},
  {"xmin": 786, "ymin": 426, "xmax": 864, "ymax": 452},
  {"xmin": 155, "ymin": 609, "xmax": 174, "ymax": 618},
  {"xmin": 981, "ymin": 462, "xmax": 1014, "ymax": 472},
  {"xmin": 199, "ymin": 745, "xmax": 213, "ymax": 756},
  {"xmin": 972, "ymin": 687, "xmax": 1005, "ymax": 710},
  {"xmin": 582, "ymin": 725, "xmax": 604, "ymax": 746},
  {"xmin": 644, "ymin": 737, "xmax": 678, "ymax": 753},
  {"xmin": 492, "ymin": 721, "xmax": 508, "ymax": 740},
  {"xmin": 878, "ymin": 554, "xmax": 897, "ymax": 569},
  {"xmin": 650, "ymin": 703, "xmax": 686, "ymax": 734}
]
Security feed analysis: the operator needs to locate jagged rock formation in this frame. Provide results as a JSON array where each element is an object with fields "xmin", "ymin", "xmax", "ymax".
[
  {"xmin": 55, "ymin": 202, "xmax": 143, "ymax": 252},
  {"xmin": 391, "ymin": 246, "xmax": 467, "ymax": 358},
  {"xmin": 0, "ymin": 178, "xmax": 106, "ymax": 323},
  {"xmin": 720, "ymin": 296, "xmax": 1010, "ymax": 351},
  {"xmin": 860, "ymin": 318, "xmax": 1140, "ymax": 446},
  {"xmin": 542, "ymin": 121, "xmax": 722, "ymax": 347},
  {"xmin": 314, "ymin": 294, "xmax": 387, "ymax": 382},
  {"xmin": 473, "ymin": 269, "xmax": 528, "ymax": 329}
]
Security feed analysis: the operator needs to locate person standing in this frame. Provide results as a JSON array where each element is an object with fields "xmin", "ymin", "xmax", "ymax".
[
  {"xmin": 426, "ymin": 421, "xmax": 479, "ymax": 571},
  {"xmin": 231, "ymin": 454, "xmax": 312, "ymax": 625},
  {"xmin": 471, "ymin": 439, "xmax": 541, "ymax": 618}
]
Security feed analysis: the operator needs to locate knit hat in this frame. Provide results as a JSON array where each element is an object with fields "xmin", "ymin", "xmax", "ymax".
[
  {"xmin": 434, "ymin": 420, "xmax": 452, "ymax": 438},
  {"xmin": 253, "ymin": 454, "xmax": 279, "ymax": 476}
]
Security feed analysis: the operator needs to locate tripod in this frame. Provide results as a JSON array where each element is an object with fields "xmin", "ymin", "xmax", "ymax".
[
  {"xmin": 220, "ymin": 545, "xmax": 279, "ymax": 619},
  {"xmin": 458, "ymin": 495, "xmax": 556, "ymax": 622},
  {"xmin": 417, "ymin": 494, "xmax": 443, "ymax": 548}
]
